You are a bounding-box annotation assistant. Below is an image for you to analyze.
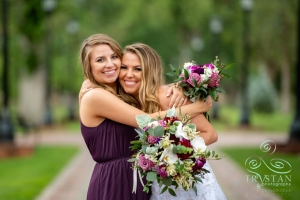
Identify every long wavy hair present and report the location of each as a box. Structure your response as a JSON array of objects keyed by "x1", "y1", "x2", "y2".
[
  {"x1": 123, "y1": 43, "x2": 165, "y2": 113},
  {"x1": 79, "y1": 34, "x2": 139, "y2": 107}
]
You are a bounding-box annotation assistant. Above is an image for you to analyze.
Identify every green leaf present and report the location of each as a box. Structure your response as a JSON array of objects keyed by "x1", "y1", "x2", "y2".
[
  {"x1": 135, "y1": 129, "x2": 144, "y2": 137},
  {"x1": 192, "y1": 185, "x2": 198, "y2": 195},
  {"x1": 127, "y1": 158, "x2": 136, "y2": 162},
  {"x1": 169, "y1": 64, "x2": 177, "y2": 71},
  {"x1": 148, "y1": 127, "x2": 154, "y2": 136},
  {"x1": 211, "y1": 150, "x2": 215, "y2": 156},
  {"x1": 146, "y1": 171, "x2": 157, "y2": 181},
  {"x1": 142, "y1": 145, "x2": 148, "y2": 153},
  {"x1": 169, "y1": 125, "x2": 177, "y2": 133},
  {"x1": 166, "y1": 72, "x2": 176, "y2": 77},
  {"x1": 153, "y1": 126, "x2": 164, "y2": 137},
  {"x1": 187, "y1": 123, "x2": 196, "y2": 130},
  {"x1": 224, "y1": 63, "x2": 235, "y2": 70},
  {"x1": 195, "y1": 176, "x2": 203, "y2": 183},
  {"x1": 184, "y1": 69, "x2": 189, "y2": 79},
  {"x1": 143, "y1": 186, "x2": 149, "y2": 193},
  {"x1": 206, "y1": 150, "x2": 211, "y2": 157},
  {"x1": 166, "y1": 107, "x2": 176, "y2": 117},
  {"x1": 172, "y1": 145, "x2": 178, "y2": 154},
  {"x1": 175, "y1": 162, "x2": 185, "y2": 172},
  {"x1": 168, "y1": 188, "x2": 177, "y2": 196},
  {"x1": 162, "y1": 177, "x2": 172, "y2": 186},
  {"x1": 130, "y1": 140, "x2": 140, "y2": 144},
  {"x1": 209, "y1": 90, "x2": 217, "y2": 101},
  {"x1": 158, "y1": 179, "x2": 163, "y2": 187},
  {"x1": 160, "y1": 185, "x2": 168, "y2": 194},
  {"x1": 221, "y1": 73, "x2": 231, "y2": 79},
  {"x1": 136, "y1": 115, "x2": 152, "y2": 129},
  {"x1": 215, "y1": 87, "x2": 226, "y2": 93}
]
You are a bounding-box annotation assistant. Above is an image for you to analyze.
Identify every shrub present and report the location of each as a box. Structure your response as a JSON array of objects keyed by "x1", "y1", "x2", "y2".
[{"x1": 248, "y1": 65, "x2": 278, "y2": 113}]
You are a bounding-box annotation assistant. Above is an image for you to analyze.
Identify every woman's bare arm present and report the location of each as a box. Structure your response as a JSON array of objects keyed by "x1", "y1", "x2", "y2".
[
  {"x1": 80, "y1": 88, "x2": 211, "y2": 128},
  {"x1": 158, "y1": 86, "x2": 217, "y2": 145},
  {"x1": 79, "y1": 80, "x2": 187, "y2": 108}
]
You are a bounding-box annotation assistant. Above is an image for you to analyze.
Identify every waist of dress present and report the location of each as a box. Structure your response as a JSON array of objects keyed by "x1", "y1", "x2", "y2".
[{"x1": 97, "y1": 155, "x2": 130, "y2": 164}]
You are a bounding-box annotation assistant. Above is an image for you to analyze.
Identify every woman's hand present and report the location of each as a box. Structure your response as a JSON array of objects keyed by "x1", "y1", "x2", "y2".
[
  {"x1": 196, "y1": 96, "x2": 213, "y2": 113},
  {"x1": 166, "y1": 84, "x2": 188, "y2": 108},
  {"x1": 79, "y1": 79, "x2": 96, "y2": 104}
]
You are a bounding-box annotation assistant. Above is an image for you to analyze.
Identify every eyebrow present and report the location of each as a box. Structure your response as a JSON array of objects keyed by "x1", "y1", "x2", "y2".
[
  {"x1": 94, "y1": 56, "x2": 104, "y2": 60},
  {"x1": 121, "y1": 64, "x2": 142, "y2": 68},
  {"x1": 94, "y1": 53, "x2": 117, "y2": 60}
]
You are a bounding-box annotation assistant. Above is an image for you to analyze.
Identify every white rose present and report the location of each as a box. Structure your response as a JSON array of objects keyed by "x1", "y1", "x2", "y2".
[
  {"x1": 183, "y1": 62, "x2": 194, "y2": 69},
  {"x1": 159, "y1": 145, "x2": 178, "y2": 164},
  {"x1": 174, "y1": 122, "x2": 188, "y2": 139},
  {"x1": 204, "y1": 68, "x2": 213, "y2": 77},
  {"x1": 200, "y1": 74, "x2": 209, "y2": 83},
  {"x1": 148, "y1": 121, "x2": 159, "y2": 128},
  {"x1": 212, "y1": 68, "x2": 219, "y2": 73},
  {"x1": 190, "y1": 136, "x2": 207, "y2": 153}
]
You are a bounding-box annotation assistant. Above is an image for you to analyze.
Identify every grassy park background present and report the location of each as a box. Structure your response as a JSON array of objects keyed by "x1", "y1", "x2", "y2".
[{"x1": 0, "y1": 0, "x2": 300, "y2": 200}]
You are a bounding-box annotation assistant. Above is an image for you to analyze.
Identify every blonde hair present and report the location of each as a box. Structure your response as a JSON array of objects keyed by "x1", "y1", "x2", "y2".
[
  {"x1": 79, "y1": 34, "x2": 139, "y2": 107},
  {"x1": 123, "y1": 43, "x2": 165, "y2": 113}
]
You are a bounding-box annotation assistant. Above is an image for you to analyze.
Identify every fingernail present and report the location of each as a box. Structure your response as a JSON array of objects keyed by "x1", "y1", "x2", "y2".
[{"x1": 166, "y1": 94, "x2": 169, "y2": 97}]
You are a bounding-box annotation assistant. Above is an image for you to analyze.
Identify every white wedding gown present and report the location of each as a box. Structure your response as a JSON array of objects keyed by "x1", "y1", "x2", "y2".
[{"x1": 150, "y1": 162, "x2": 227, "y2": 200}]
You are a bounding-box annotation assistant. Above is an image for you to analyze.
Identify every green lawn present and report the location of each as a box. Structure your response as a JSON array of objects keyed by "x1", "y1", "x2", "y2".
[
  {"x1": 0, "y1": 145, "x2": 79, "y2": 200},
  {"x1": 220, "y1": 147, "x2": 300, "y2": 200},
  {"x1": 209, "y1": 105, "x2": 293, "y2": 133}
]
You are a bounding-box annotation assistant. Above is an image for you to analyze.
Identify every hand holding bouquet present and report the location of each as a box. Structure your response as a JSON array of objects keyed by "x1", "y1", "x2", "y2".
[
  {"x1": 128, "y1": 108, "x2": 222, "y2": 196},
  {"x1": 169, "y1": 56, "x2": 232, "y2": 102}
]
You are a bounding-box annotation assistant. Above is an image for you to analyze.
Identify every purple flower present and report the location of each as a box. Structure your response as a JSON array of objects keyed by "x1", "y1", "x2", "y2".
[
  {"x1": 148, "y1": 135, "x2": 159, "y2": 144},
  {"x1": 138, "y1": 154, "x2": 154, "y2": 171},
  {"x1": 187, "y1": 73, "x2": 201, "y2": 87},
  {"x1": 204, "y1": 63, "x2": 215, "y2": 69},
  {"x1": 208, "y1": 72, "x2": 221, "y2": 87},
  {"x1": 192, "y1": 157, "x2": 206, "y2": 171},
  {"x1": 157, "y1": 120, "x2": 167, "y2": 128},
  {"x1": 157, "y1": 166, "x2": 167, "y2": 178},
  {"x1": 188, "y1": 65, "x2": 204, "y2": 74}
]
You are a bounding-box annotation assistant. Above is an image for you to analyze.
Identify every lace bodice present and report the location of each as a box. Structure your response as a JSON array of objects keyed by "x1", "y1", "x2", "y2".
[{"x1": 150, "y1": 162, "x2": 227, "y2": 200}]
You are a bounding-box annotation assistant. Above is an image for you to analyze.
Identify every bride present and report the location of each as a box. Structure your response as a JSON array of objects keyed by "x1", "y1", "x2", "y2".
[
  {"x1": 120, "y1": 43, "x2": 227, "y2": 200},
  {"x1": 150, "y1": 161, "x2": 226, "y2": 200}
]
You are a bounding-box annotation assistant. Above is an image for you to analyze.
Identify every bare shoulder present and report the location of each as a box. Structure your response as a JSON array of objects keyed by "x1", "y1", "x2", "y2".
[
  {"x1": 81, "y1": 88, "x2": 114, "y2": 104},
  {"x1": 80, "y1": 88, "x2": 120, "y2": 114}
]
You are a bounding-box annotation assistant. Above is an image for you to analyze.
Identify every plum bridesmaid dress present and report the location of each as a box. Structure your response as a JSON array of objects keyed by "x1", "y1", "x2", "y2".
[{"x1": 81, "y1": 118, "x2": 150, "y2": 200}]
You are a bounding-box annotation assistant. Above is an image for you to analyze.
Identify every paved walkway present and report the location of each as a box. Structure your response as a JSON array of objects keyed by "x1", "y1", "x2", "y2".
[{"x1": 16, "y1": 129, "x2": 288, "y2": 200}]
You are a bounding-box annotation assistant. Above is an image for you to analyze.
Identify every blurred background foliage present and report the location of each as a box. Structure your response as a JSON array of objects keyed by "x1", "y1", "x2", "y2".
[
  {"x1": 0, "y1": 1, "x2": 299, "y2": 199},
  {"x1": 0, "y1": 0, "x2": 298, "y2": 132}
]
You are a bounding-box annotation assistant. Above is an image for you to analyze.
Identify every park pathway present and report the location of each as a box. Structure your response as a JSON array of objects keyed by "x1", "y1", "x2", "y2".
[{"x1": 16, "y1": 129, "x2": 287, "y2": 200}]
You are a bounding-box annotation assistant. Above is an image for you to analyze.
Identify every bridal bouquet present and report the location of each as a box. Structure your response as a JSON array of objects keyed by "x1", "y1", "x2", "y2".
[
  {"x1": 128, "y1": 108, "x2": 222, "y2": 196},
  {"x1": 168, "y1": 56, "x2": 232, "y2": 102}
]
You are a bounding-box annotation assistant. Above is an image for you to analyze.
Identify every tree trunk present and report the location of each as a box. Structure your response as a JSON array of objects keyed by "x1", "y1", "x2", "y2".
[{"x1": 280, "y1": 59, "x2": 291, "y2": 114}]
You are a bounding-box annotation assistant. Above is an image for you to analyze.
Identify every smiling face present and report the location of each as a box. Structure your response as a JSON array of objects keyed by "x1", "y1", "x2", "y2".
[
  {"x1": 119, "y1": 52, "x2": 142, "y2": 98},
  {"x1": 89, "y1": 44, "x2": 121, "y2": 89}
]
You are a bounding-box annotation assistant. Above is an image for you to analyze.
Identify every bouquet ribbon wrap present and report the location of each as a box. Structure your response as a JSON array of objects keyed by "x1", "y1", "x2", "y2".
[{"x1": 132, "y1": 164, "x2": 145, "y2": 193}]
